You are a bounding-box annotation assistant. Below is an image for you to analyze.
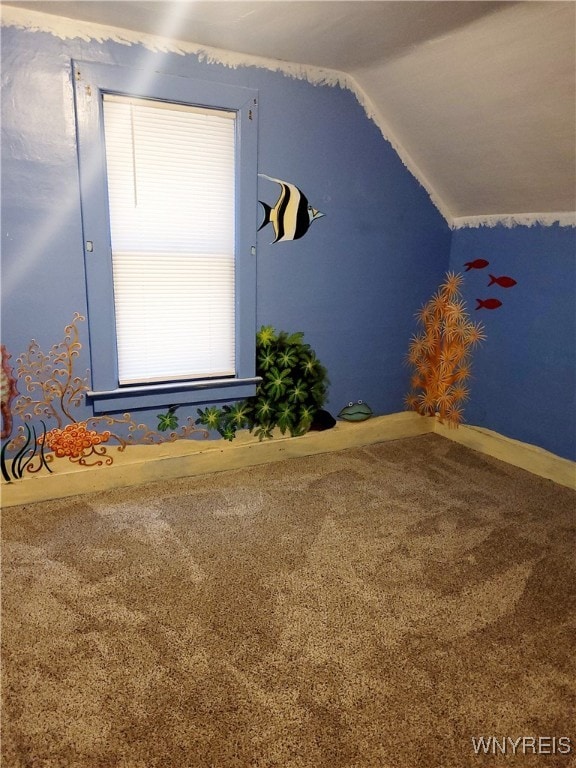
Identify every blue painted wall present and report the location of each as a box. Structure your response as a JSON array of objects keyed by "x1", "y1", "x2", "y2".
[
  {"x1": 2, "y1": 20, "x2": 574, "y2": 462},
  {"x1": 1, "y1": 22, "x2": 449, "y2": 441},
  {"x1": 450, "y1": 225, "x2": 576, "y2": 461}
]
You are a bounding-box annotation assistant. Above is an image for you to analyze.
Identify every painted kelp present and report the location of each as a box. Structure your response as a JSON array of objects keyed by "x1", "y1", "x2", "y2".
[
  {"x1": 0, "y1": 420, "x2": 52, "y2": 482},
  {"x1": 405, "y1": 272, "x2": 485, "y2": 428},
  {"x1": 1, "y1": 338, "x2": 52, "y2": 480},
  {"x1": 1, "y1": 315, "x2": 209, "y2": 481}
]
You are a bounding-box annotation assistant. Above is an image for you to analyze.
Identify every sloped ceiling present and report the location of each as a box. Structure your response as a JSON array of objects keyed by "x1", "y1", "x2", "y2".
[{"x1": 3, "y1": 1, "x2": 576, "y2": 225}]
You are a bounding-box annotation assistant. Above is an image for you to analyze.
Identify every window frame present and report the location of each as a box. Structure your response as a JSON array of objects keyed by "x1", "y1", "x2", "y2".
[{"x1": 72, "y1": 60, "x2": 259, "y2": 414}]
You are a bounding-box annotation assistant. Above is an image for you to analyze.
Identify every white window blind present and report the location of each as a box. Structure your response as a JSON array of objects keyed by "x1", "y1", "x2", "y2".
[{"x1": 102, "y1": 94, "x2": 236, "y2": 385}]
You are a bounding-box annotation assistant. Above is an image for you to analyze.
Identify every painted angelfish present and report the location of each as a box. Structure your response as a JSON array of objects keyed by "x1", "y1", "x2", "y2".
[{"x1": 258, "y1": 174, "x2": 325, "y2": 243}]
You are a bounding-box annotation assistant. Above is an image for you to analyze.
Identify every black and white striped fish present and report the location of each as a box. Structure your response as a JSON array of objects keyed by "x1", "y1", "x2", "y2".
[{"x1": 257, "y1": 174, "x2": 325, "y2": 243}]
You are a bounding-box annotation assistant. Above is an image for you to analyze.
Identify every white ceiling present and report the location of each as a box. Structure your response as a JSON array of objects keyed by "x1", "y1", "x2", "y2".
[{"x1": 4, "y1": 1, "x2": 576, "y2": 223}]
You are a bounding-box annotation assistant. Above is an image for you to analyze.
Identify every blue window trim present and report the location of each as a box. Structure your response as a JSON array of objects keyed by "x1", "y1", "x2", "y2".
[
  {"x1": 86, "y1": 377, "x2": 262, "y2": 414},
  {"x1": 72, "y1": 60, "x2": 259, "y2": 413}
]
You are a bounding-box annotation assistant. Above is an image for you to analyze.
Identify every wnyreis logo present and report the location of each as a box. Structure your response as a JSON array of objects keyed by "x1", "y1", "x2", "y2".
[{"x1": 471, "y1": 736, "x2": 572, "y2": 756}]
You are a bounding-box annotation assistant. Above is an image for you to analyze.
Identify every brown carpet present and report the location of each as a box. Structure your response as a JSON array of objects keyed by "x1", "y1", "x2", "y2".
[{"x1": 2, "y1": 434, "x2": 575, "y2": 768}]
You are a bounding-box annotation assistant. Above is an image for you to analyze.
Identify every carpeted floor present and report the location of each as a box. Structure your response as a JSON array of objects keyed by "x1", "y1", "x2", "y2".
[{"x1": 1, "y1": 434, "x2": 575, "y2": 768}]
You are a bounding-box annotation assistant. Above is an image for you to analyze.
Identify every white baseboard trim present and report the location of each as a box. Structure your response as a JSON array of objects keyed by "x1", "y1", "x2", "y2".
[{"x1": 1, "y1": 412, "x2": 573, "y2": 507}]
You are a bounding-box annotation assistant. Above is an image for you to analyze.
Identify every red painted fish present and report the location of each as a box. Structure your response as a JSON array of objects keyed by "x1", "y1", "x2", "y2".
[
  {"x1": 464, "y1": 259, "x2": 489, "y2": 271},
  {"x1": 488, "y1": 274, "x2": 517, "y2": 288},
  {"x1": 476, "y1": 298, "x2": 502, "y2": 310}
]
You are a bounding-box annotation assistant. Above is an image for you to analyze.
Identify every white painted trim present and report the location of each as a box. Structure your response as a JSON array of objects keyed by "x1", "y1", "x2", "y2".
[
  {"x1": 0, "y1": 7, "x2": 347, "y2": 87},
  {"x1": 2, "y1": 412, "x2": 574, "y2": 507},
  {"x1": 452, "y1": 212, "x2": 576, "y2": 230}
]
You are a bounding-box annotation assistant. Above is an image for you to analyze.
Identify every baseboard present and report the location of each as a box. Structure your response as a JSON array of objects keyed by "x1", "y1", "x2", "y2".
[
  {"x1": 434, "y1": 421, "x2": 576, "y2": 490},
  {"x1": 0, "y1": 412, "x2": 431, "y2": 507},
  {"x1": 2, "y1": 411, "x2": 573, "y2": 507}
]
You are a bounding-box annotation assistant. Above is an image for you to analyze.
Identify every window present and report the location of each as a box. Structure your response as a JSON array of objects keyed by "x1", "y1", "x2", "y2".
[
  {"x1": 73, "y1": 61, "x2": 258, "y2": 413},
  {"x1": 103, "y1": 95, "x2": 237, "y2": 385}
]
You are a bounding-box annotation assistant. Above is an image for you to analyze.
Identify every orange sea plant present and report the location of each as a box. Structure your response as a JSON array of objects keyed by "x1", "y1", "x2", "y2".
[
  {"x1": 2, "y1": 314, "x2": 209, "y2": 478},
  {"x1": 405, "y1": 271, "x2": 486, "y2": 427}
]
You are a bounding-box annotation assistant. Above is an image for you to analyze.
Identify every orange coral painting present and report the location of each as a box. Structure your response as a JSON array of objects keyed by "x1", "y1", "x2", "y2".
[
  {"x1": 405, "y1": 272, "x2": 486, "y2": 428},
  {"x1": 38, "y1": 422, "x2": 112, "y2": 465},
  {"x1": 1, "y1": 314, "x2": 208, "y2": 481}
]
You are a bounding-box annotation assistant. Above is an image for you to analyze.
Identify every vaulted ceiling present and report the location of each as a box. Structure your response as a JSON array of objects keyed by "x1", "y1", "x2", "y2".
[{"x1": 4, "y1": 1, "x2": 576, "y2": 224}]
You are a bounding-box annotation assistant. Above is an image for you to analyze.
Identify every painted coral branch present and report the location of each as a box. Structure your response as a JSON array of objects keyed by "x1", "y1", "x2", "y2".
[
  {"x1": 8, "y1": 315, "x2": 210, "y2": 474},
  {"x1": 405, "y1": 272, "x2": 485, "y2": 428},
  {"x1": 14, "y1": 313, "x2": 88, "y2": 427}
]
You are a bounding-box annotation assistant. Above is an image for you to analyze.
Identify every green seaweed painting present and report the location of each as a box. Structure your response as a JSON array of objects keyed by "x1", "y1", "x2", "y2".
[
  {"x1": 157, "y1": 406, "x2": 179, "y2": 432},
  {"x1": 196, "y1": 326, "x2": 329, "y2": 441}
]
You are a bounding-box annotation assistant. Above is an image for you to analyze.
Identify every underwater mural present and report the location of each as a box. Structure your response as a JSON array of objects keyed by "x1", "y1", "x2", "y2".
[
  {"x1": 0, "y1": 317, "x2": 332, "y2": 483},
  {"x1": 405, "y1": 272, "x2": 486, "y2": 428},
  {"x1": 257, "y1": 174, "x2": 325, "y2": 243},
  {"x1": 463, "y1": 259, "x2": 517, "y2": 311},
  {"x1": 405, "y1": 259, "x2": 519, "y2": 427},
  {"x1": 196, "y1": 325, "x2": 330, "y2": 441},
  {"x1": 0, "y1": 315, "x2": 209, "y2": 482}
]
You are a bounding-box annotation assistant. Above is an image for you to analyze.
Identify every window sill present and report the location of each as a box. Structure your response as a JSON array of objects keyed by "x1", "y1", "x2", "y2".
[{"x1": 87, "y1": 377, "x2": 262, "y2": 414}]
